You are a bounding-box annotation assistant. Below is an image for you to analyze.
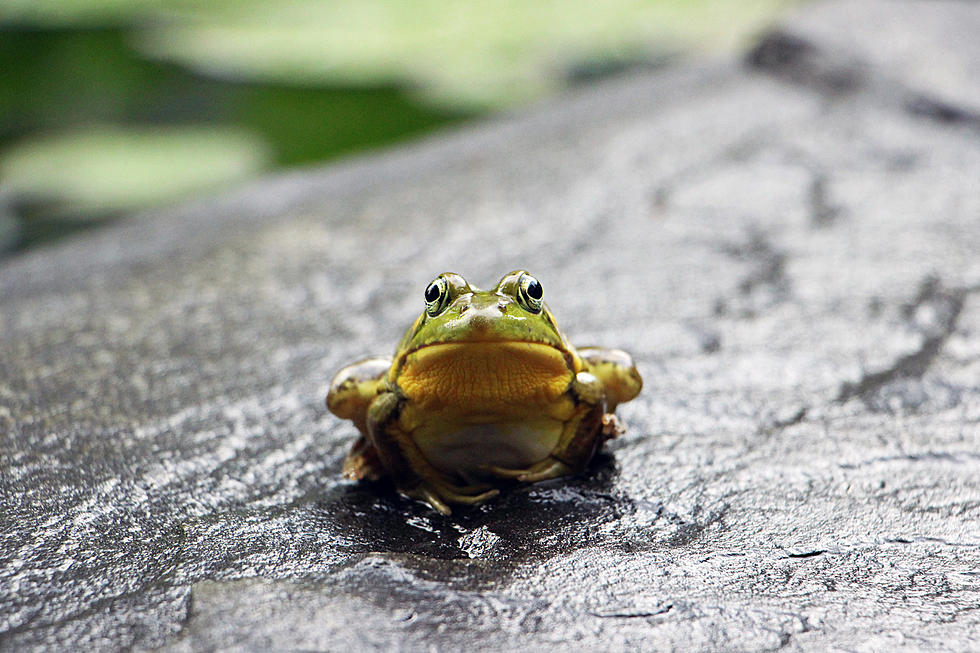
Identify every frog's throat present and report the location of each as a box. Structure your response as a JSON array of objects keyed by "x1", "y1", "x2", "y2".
[{"x1": 394, "y1": 341, "x2": 576, "y2": 409}]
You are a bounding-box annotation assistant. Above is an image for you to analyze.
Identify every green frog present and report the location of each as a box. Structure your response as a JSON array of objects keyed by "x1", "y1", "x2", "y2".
[{"x1": 327, "y1": 270, "x2": 642, "y2": 514}]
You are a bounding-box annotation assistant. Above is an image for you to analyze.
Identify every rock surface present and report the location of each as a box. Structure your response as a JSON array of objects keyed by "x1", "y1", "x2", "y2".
[{"x1": 2, "y1": 1, "x2": 979, "y2": 651}]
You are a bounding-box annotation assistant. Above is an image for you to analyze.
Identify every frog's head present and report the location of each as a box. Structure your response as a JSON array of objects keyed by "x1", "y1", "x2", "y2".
[
  {"x1": 388, "y1": 271, "x2": 582, "y2": 396},
  {"x1": 395, "y1": 271, "x2": 572, "y2": 357}
]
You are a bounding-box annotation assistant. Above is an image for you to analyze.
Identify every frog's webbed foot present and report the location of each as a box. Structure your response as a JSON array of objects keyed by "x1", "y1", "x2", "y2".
[
  {"x1": 342, "y1": 435, "x2": 385, "y2": 482},
  {"x1": 481, "y1": 457, "x2": 574, "y2": 483},
  {"x1": 403, "y1": 478, "x2": 500, "y2": 515}
]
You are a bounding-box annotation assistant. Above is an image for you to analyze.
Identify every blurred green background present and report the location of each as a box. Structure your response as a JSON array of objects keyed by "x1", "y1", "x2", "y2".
[{"x1": 0, "y1": 0, "x2": 794, "y2": 256}]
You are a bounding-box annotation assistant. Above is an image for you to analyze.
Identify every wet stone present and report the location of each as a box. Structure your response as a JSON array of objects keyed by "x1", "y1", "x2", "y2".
[{"x1": 2, "y1": 1, "x2": 980, "y2": 651}]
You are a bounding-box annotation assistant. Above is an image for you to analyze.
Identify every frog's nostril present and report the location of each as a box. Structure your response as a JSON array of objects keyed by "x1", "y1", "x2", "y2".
[
  {"x1": 497, "y1": 301, "x2": 507, "y2": 313},
  {"x1": 459, "y1": 304, "x2": 469, "y2": 314}
]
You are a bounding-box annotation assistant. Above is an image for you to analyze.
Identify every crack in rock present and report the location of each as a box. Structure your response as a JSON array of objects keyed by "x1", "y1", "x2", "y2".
[
  {"x1": 840, "y1": 451, "x2": 980, "y2": 470},
  {"x1": 762, "y1": 405, "x2": 809, "y2": 433},
  {"x1": 807, "y1": 173, "x2": 842, "y2": 227},
  {"x1": 749, "y1": 20, "x2": 980, "y2": 133},
  {"x1": 905, "y1": 94, "x2": 980, "y2": 130},
  {"x1": 589, "y1": 604, "x2": 673, "y2": 619},
  {"x1": 666, "y1": 503, "x2": 730, "y2": 547},
  {"x1": 837, "y1": 277, "x2": 966, "y2": 404},
  {"x1": 746, "y1": 30, "x2": 863, "y2": 95},
  {"x1": 782, "y1": 550, "x2": 826, "y2": 559},
  {"x1": 715, "y1": 230, "x2": 791, "y2": 318}
]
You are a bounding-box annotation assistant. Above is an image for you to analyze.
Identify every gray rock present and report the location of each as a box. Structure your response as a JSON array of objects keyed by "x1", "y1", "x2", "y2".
[
  {"x1": 749, "y1": 0, "x2": 980, "y2": 120},
  {"x1": 2, "y1": 1, "x2": 979, "y2": 651}
]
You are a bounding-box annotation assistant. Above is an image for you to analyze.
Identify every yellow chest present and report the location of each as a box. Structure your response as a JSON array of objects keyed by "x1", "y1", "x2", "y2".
[
  {"x1": 392, "y1": 341, "x2": 578, "y2": 479},
  {"x1": 394, "y1": 341, "x2": 574, "y2": 412}
]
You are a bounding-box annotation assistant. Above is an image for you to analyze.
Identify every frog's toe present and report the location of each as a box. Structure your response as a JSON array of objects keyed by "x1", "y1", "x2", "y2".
[
  {"x1": 445, "y1": 487, "x2": 500, "y2": 505},
  {"x1": 482, "y1": 458, "x2": 573, "y2": 483},
  {"x1": 601, "y1": 413, "x2": 624, "y2": 439},
  {"x1": 342, "y1": 435, "x2": 385, "y2": 481},
  {"x1": 404, "y1": 480, "x2": 499, "y2": 514},
  {"x1": 405, "y1": 484, "x2": 453, "y2": 515},
  {"x1": 479, "y1": 464, "x2": 527, "y2": 479},
  {"x1": 516, "y1": 458, "x2": 573, "y2": 483},
  {"x1": 429, "y1": 477, "x2": 500, "y2": 504}
]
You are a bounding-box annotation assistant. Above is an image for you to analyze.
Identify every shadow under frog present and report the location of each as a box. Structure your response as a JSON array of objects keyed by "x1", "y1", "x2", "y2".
[{"x1": 311, "y1": 450, "x2": 631, "y2": 579}]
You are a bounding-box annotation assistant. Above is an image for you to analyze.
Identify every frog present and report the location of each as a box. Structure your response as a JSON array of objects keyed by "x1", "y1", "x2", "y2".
[{"x1": 326, "y1": 270, "x2": 642, "y2": 514}]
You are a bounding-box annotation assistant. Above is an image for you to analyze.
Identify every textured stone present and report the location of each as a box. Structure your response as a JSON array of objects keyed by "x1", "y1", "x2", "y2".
[
  {"x1": 2, "y1": 1, "x2": 980, "y2": 651},
  {"x1": 749, "y1": 0, "x2": 980, "y2": 120}
]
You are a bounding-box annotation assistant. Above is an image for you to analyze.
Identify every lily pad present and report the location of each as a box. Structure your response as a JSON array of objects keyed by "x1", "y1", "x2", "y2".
[
  {"x1": 0, "y1": 125, "x2": 270, "y2": 219},
  {"x1": 134, "y1": 0, "x2": 794, "y2": 109}
]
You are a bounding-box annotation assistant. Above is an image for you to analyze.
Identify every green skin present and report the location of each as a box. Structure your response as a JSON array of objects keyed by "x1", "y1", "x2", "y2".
[{"x1": 327, "y1": 270, "x2": 642, "y2": 514}]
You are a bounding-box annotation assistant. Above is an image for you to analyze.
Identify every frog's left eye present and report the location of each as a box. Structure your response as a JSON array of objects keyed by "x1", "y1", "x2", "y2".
[
  {"x1": 517, "y1": 273, "x2": 543, "y2": 313},
  {"x1": 424, "y1": 277, "x2": 450, "y2": 316}
]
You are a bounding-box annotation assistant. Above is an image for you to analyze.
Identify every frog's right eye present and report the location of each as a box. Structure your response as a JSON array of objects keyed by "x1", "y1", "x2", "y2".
[
  {"x1": 424, "y1": 277, "x2": 449, "y2": 316},
  {"x1": 516, "y1": 273, "x2": 543, "y2": 314}
]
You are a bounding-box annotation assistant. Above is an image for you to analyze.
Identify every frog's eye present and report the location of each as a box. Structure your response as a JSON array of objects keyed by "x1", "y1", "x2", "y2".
[
  {"x1": 517, "y1": 273, "x2": 543, "y2": 313},
  {"x1": 424, "y1": 277, "x2": 450, "y2": 316}
]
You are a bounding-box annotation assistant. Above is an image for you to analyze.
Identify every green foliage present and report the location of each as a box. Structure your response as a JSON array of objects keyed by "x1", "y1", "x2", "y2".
[
  {"x1": 0, "y1": 0, "x2": 794, "y2": 252},
  {"x1": 1, "y1": 126, "x2": 269, "y2": 215}
]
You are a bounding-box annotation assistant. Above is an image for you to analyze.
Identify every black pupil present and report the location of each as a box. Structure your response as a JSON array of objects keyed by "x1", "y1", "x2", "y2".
[
  {"x1": 525, "y1": 278, "x2": 542, "y2": 300},
  {"x1": 425, "y1": 282, "x2": 441, "y2": 303}
]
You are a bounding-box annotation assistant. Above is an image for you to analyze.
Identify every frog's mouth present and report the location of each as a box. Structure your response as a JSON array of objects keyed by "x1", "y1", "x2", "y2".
[{"x1": 396, "y1": 341, "x2": 574, "y2": 408}]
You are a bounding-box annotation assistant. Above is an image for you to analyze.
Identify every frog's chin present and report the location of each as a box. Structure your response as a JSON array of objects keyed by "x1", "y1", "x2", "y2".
[{"x1": 396, "y1": 341, "x2": 574, "y2": 409}]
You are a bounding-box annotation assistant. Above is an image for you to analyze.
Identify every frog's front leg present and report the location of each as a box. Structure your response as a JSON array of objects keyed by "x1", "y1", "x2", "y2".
[
  {"x1": 484, "y1": 371, "x2": 607, "y2": 483},
  {"x1": 327, "y1": 357, "x2": 391, "y2": 434},
  {"x1": 577, "y1": 346, "x2": 642, "y2": 411},
  {"x1": 367, "y1": 390, "x2": 498, "y2": 515},
  {"x1": 326, "y1": 357, "x2": 391, "y2": 481}
]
